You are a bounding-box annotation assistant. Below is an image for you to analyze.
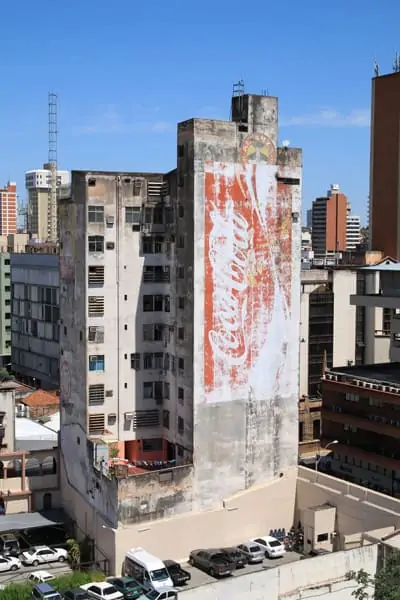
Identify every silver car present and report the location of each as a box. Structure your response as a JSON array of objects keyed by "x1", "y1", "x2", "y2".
[{"x1": 237, "y1": 542, "x2": 264, "y2": 564}]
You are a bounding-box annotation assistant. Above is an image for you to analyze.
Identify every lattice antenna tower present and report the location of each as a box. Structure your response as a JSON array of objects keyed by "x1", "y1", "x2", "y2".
[
  {"x1": 393, "y1": 52, "x2": 400, "y2": 73},
  {"x1": 48, "y1": 93, "x2": 58, "y2": 242}
]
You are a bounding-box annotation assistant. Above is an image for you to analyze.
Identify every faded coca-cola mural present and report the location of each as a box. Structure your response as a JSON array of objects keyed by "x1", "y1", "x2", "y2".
[{"x1": 204, "y1": 133, "x2": 295, "y2": 403}]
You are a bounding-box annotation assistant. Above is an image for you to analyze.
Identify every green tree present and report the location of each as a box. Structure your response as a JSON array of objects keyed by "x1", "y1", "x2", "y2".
[
  {"x1": 347, "y1": 549, "x2": 400, "y2": 600},
  {"x1": 66, "y1": 537, "x2": 81, "y2": 566}
]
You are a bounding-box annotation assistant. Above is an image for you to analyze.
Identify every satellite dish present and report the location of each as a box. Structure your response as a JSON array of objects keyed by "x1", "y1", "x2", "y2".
[{"x1": 282, "y1": 140, "x2": 290, "y2": 148}]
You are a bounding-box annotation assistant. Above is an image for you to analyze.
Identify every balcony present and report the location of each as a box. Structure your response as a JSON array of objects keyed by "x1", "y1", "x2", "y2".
[
  {"x1": 141, "y1": 223, "x2": 166, "y2": 235},
  {"x1": 323, "y1": 408, "x2": 400, "y2": 440}
]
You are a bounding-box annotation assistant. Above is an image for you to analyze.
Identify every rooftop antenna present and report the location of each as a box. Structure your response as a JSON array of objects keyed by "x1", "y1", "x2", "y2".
[
  {"x1": 373, "y1": 58, "x2": 379, "y2": 77},
  {"x1": 393, "y1": 52, "x2": 400, "y2": 73},
  {"x1": 48, "y1": 92, "x2": 58, "y2": 242},
  {"x1": 230, "y1": 79, "x2": 245, "y2": 122}
]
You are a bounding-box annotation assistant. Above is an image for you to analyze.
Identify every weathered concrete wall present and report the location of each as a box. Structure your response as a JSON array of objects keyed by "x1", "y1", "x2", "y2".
[
  {"x1": 115, "y1": 468, "x2": 296, "y2": 574},
  {"x1": 117, "y1": 465, "x2": 193, "y2": 523},
  {"x1": 179, "y1": 544, "x2": 377, "y2": 600},
  {"x1": 296, "y1": 466, "x2": 400, "y2": 536},
  {"x1": 177, "y1": 95, "x2": 302, "y2": 509}
]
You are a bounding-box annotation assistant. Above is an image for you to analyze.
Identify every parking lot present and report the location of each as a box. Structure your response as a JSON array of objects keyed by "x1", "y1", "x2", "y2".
[
  {"x1": 0, "y1": 560, "x2": 72, "y2": 586},
  {"x1": 178, "y1": 551, "x2": 301, "y2": 591}
]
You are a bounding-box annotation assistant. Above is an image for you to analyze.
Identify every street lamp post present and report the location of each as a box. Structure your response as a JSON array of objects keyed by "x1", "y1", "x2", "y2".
[{"x1": 316, "y1": 440, "x2": 338, "y2": 472}]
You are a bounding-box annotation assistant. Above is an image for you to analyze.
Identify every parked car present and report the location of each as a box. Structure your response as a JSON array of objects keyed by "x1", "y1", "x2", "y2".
[
  {"x1": 0, "y1": 555, "x2": 21, "y2": 572},
  {"x1": 189, "y1": 549, "x2": 234, "y2": 577},
  {"x1": 22, "y1": 545, "x2": 68, "y2": 566},
  {"x1": 108, "y1": 577, "x2": 146, "y2": 599},
  {"x1": 31, "y1": 582, "x2": 62, "y2": 600},
  {"x1": 163, "y1": 560, "x2": 191, "y2": 586},
  {"x1": 63, "y1": 589, "x2": 91, "y2": 600},
  {"x1": 28, "y1": 571, "x2": 56, "y2": 584},
  {"x1": 237, "y1": 542, "x2": 265, "y2": 564},
  {"x1": 80, "y1": 582, "x2": 124, "y2": 600},
  {"x1": 0, "y1": 533, "x2": 20, "y2": 557},
  {"x1": 219, "y1": 547, "x2": 247, "y2": 569},
  {"x1": 251, "y1": 536, "x2": 286, "y2": 559},
  {"x1": 145, "y1": 590, "x2": 178, "y2": 600}
]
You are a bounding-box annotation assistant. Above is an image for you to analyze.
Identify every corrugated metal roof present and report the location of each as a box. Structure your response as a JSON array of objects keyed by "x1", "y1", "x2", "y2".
[
  {"x1": 0, "y1": 510, "x2": 66, "y2": 533},
  {"x1": 15, "y1": 418, "x2": 58, "y2": 441}
]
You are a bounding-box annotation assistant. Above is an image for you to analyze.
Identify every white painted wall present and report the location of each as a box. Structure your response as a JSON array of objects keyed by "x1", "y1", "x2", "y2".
[
  {"x1": 332, "y1": 270, "x2": 357, "y2": 367},
  {"x1": 180, "y1": 544, "x2": 377, "y2": 600}
]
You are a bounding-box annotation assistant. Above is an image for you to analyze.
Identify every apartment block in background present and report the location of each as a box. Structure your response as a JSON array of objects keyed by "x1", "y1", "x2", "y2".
[
  {"x1": 0, "y1": 182, "x2": 17, "y2": 235},
  {"x1": 322, "y1": 364, "x2": 400, "y2": 496},
  {"x1": 11, "y1": 251, "x2": 60, "y2": 389},
  {"x1": 25, "y1": 166, "x2": 70, "y2": 241},
  {"x1": 346, "y1": 212, "x2": 361, "y2": 251},
  {"x1": 311, "y1": 184, "x2": 348, "y2": 257},
  {"x1": 0, "y1": 254, "x2": 12, "y2": 368},
  {"x1": 370, "y1": 70, "x2": 400, "y2": 258},
  {"x1": 298, "y1": 264, "x2": 391, "y2": 464},
  {"x1": 58, "y1": 92, "x2": 302, "y2": 568},
  {"x1": 318, "y1": 259, "x2": 400, "y2": 494}
]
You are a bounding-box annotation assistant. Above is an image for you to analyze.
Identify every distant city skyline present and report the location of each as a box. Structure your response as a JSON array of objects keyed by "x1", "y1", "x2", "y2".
[{"x1": 3, "y1": 1, "x2": 400, "y2": 223}]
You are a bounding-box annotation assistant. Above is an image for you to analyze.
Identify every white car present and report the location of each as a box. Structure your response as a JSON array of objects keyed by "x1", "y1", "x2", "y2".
[
  {"x1": 80, "y1": 582, "x2": 124, "y2": 600},
  {"x1": 22, "y1": 545, "x2": 68, "y2": 566},
  {"x1": 0, "y1": 555, "x2": 21, "y2": 572},
  {"x1": 28, "y1": 570, "x2": 55, "y2": 583},
  {"x1": 251, "y1": 536, "x2": 286, "y2": 558}
]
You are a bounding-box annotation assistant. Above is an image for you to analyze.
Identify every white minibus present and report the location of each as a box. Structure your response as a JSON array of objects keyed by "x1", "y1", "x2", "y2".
[{"x1": 124, "y1": 547, "x2": 173, "y2": 591}]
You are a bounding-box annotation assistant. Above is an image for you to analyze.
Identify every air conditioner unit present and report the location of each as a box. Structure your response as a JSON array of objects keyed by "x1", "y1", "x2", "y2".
[
  {"x1": 124, "y1": 412, "x2": 134, "y2": 420},
  {"x1": 16, "y1": 404, "x2": 29, "y2": 418}
]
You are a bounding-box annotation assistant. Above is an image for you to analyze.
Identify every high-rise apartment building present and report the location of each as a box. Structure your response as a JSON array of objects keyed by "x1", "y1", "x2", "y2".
[
  {"x1": 346, "y1": 211, "x2": 361, "y2": 251},
  {"x1": 369, "y1": 71, "x2": 400, "y2": 258},
  {"x1": 311, "y1": 184, "x2": 348, "y2": 257},
  {"x1": 25, "y1": 166, "x2": 70, "y2": 240},
  {"x1": 59, "y1": 93, "x2": 302, "y2": 565},
  {"x1": 0, "y1": 182, "x2": 17, "y2": 235}
]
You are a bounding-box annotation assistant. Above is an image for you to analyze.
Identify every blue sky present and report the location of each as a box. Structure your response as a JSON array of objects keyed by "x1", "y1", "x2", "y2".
[{"x1": 0, "y1": 1, "x2": 398, "y2": 223}]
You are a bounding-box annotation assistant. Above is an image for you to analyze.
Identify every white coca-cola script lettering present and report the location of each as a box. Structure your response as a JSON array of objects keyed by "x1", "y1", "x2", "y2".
[{"x1": 208, "y1": 199, "x2": 252, "y2": 365}]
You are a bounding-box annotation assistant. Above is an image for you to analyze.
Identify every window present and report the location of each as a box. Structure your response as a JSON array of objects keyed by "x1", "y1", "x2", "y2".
[
  {"x1": 383, "y1": 308, "x2": 392, "y2": 334},
  {"x1": 143, "y1": 265, "x2": 170, "y2": 283},
  {"x1": 178, "y1": 204, "x2": 184, "y2": 217},
  {"x1": 88, "y1": 206, "x2": 104, "y2": 223},
  {"x1": 143, "y1": 323, "x2": 165, "y2": 342},
  {"x1": 178, "y1": 297, "x2": 185, "y2": 310},
  {"x1": 88, "y1": 266, "x2": 104, "y2": 287},
  {"x1": 316, "y1": 533, "x2": 329, "y2": 543},
  {"x1": 143, "y1": 237, "x2": 163, "y2": 254},
  {"x1": 88, "y1": 325, "x2": 104, "y2": 343},
  {"x1": 178, "y1": 387, "x2": 184, "y2": 404},
  {"x1": 142, "y1": 438, "x2": 163, "y2": 452},
  {"x1": 143, "y1": 382, "x2": 153, "y2": 399},
  {"x1": 88, "y1": 414, "x2": 105, "y2": 435},
  {"x1": 163, "y1": 410, "x2": 170, "y2": 429},
  {"x1": 89, "y1": 355, "x2": 105, "y2": 372},
  {"x1": 178, "y1": 327, "x2": 184, "y2": 340},
  {"x1": 299, "y1": 422, "x2": 304, "y2": 442},
  {"x1": 125, "y1": 207, "x2": 141, "y2": 224},
  {"x1": 89, "y1": 384, "x2": 105, "y2": 406},
  {"x1": 88, "y1": 296, "x2": 104, "y2": 317},
  {"x1": 178, "y1": 236, "x2": 185, "y2": 249},
  {"x1": 143, "y1": 295, "x2": 166, "y2": 312},
  {"x1": 131, "y1": 353, "x2": 140, "y2": 370},
  {"x1": 178, "y1": 357, "x2": 184, "y2": 373},
  {"x1": 177, "y1": 266, "x2": 184, "y2": 279},
  {"x1": 165, "y1": 295, "x2": 170, "y2": 312},
  {"x1": 88, "y1": 235, "x2": 104, "y2": 253},
  {"x1": 144, "y1": 353, "x2": 153, "y2": 369},
  {"x1": 345, "y1": 393, "x2": 359, "y2": 403},
  {"x1": 178, "y1": 416, "x2": 184, "y2": 435},
  {"x1": 312, "y1": 419, "x2": 320, "y2": 440},
  {"x1": 108, "y1": 414, "x2": 117, "y2": 426}
]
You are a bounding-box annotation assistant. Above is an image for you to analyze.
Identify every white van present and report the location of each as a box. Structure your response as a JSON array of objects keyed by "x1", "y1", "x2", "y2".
[{"x1": 124, "y1": 547, "x2": 173, "y2": 591}]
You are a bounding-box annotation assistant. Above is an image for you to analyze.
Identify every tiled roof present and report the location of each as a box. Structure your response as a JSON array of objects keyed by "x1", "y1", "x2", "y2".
[{"x1": 22, "y1": 390, "x2": 60, "y2": 408}]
